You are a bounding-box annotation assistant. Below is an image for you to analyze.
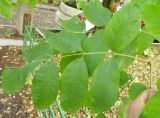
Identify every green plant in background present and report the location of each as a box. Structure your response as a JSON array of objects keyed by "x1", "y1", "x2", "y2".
[
  {"x1": 1, "y1": 0, "x2": 160, "y2": 117},
  {"x1": 0, "y1": 0, "x2": 47, "y2": 19},
  {"x1": 0, "y1": 0, "x2": 14, "y2": 19}
]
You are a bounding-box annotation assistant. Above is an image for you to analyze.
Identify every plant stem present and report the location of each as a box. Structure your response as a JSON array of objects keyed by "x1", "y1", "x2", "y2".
[
  {"x1": 149, "y1": 62, "x2": 153, "y2": 88},
  {"x1": 113, "y1": 52, "x2": 148, "y2": 62},
  {"x1": 62, "y1": 51, "x2": 149, "y2": 63}
]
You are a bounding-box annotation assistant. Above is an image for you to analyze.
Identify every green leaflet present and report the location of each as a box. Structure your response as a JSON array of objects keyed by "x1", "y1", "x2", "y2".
[
  {"x1": 60, "y1": 58, "x2": 88, "y2": 114},
  {"x1": 23, "y1": 61, "x2": 40, "y2": 75},
  {"x1": 32, "y1": 62, "x2": 59, "y2": 110},
  {"x1": 141, "y1": 4, "x2": 160, "y2": 40},
  {"x1": 129, "y1": 83, "x2": 147, "y2": 100},
  {"x1": 60, "y1": 54, "x2": 82, "y2": 72},
  {"x1": 61, "y1": 16, "x2": 86, "y2": 32},
  {"x1": 82, "y1": 30, "x2": 108, "y2": 76},
  {"x1": 17, "y1": 0, "x2": 36, "y2": 6},
  {"x1": 118, "y1": 98, "x2": 130, "y2": 118},
  {"x1": 136, "y1": 31, "x2": 154, "y2": 54},
  {"x1": 0, "y1": 0, "x2": 13, "y2": 19},
  {"x1": 2, "y1": 61, "x2": 39, "y2": 94},
  {"x1": 46, "y1": 30, "x2": 84, "y2": 53},
  {"x1": 24, "y1": 42, "x2": 53, "y2": 62},
  {"x1": 79, "y1": 0, "x2": 111, "y2": 26},
  {"x1": 157, "y1": 0, "x2": 160, "y2": 5},
  {"x1": 131, "y1": 0, "x2": 157, "y2": 6},
  {"x1": 29, "y1": 0, "x2": 38, "y2": 7},
  {"x1": 113, "y1": 39, "x2": 137, "y2": 70},
  {"x1": 119, "y1": 71, "x2": 131, "y2": 87},
  {"x1": 140, "y1": 92, "x2": 160, "y2": 118},
  {"x1": 96, "y1": 113, "x2": 106, "y2": 118},
  {"x1": 2, "y1": 67, "x2": 26, "y2": 94},
  {"x1": 40, "y1": 0, "x2": 48, "y2": 3},
  {"x1": 104, "y1": 4, "x2": 140, "y2": 51},
  {"x1": 90, "y1": 59, "x2": 120, "y2": 113},
  {"x1": 156, "y1": 78, "x2": 160, "y2": 90}
]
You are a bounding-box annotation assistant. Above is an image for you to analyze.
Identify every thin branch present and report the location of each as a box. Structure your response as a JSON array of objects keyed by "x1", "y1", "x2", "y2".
[
  {"x1": 113, "y1": 52, "x2": 149, "y2": 63},
  {"x1": 149, "y1": 62, "x2": 153, "y2": 88},
  {"x1": 62, "y1": 51, "x2": 149, "y2": 63}
]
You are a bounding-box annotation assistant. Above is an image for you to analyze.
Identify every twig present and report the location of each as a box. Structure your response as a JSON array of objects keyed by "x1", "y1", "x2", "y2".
[{"x1": 114, "y1": 52, "x2": 149, "y2": 63}]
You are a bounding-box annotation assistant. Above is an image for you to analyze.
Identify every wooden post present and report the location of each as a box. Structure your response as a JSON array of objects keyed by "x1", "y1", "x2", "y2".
[{"x1": 16, "y1": 4, "x2": 33, "y2": 35}]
